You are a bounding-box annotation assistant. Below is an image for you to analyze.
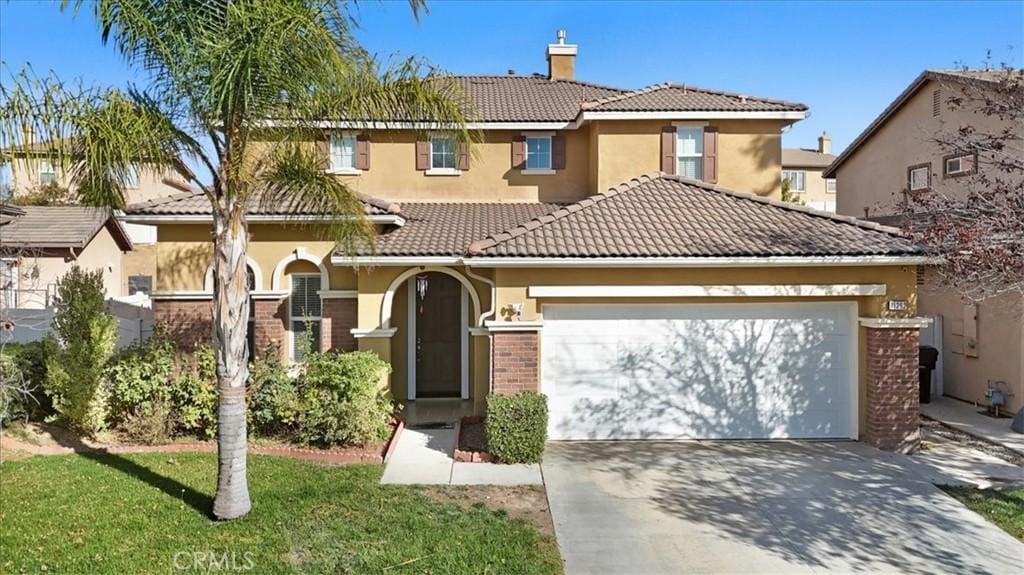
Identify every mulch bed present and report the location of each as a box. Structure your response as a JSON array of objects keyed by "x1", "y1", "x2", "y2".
[
  {"x1": 453, "y1": 416, "x2": 494, "y2": 463},
  {"x1": 0, "y1": 421, "x2": 404, "y2": 466}
]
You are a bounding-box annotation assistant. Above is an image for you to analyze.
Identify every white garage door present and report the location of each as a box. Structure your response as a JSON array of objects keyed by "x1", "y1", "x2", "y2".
[{"x1": 542, "y1": 302, "x2": 857, "y2": 440}]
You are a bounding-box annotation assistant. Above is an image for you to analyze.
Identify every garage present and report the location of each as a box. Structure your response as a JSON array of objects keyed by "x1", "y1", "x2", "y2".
[{"x1": 542, "y1": 302, "x2": 857, "y2": 440}]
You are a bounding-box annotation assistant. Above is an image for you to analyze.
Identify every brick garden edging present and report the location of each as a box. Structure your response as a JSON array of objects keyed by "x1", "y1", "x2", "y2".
[
  {"x1": 0, "y1": 422, "x2": 404, "y2": 466},
  {"x1": 452, "y1": 416, "x2": 494, "y2": 463}
]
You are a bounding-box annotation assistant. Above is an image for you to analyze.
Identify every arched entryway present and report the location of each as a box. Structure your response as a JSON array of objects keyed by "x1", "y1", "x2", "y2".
[{"x1": 404, "y1": 271, "x2": 470, "y2": 401}]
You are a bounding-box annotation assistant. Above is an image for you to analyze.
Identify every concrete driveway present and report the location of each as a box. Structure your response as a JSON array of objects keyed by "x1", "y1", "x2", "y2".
[{"x1": 543, "y1": 441, "x2": 1023, "y2": 575}]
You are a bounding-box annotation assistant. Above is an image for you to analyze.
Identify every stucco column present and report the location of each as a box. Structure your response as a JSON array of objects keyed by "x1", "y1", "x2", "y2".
[{"x1": 860, "y1": 317, "x2": 930, "y2": 452}]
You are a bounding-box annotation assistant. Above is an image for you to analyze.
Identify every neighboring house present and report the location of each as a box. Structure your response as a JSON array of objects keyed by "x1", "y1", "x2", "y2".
[
  {"x1": 825, "y1": 69, "x2": 1023, "y2": 414},
  {"x1": 0, "y1": 205, "x2": 133, "y2": 309},
  {"x1": 781, "y1": 132, "x2": 837, "y2": 212},
  {"x1": 122, "y1": 32, "x2": 930, "y2": 450}
]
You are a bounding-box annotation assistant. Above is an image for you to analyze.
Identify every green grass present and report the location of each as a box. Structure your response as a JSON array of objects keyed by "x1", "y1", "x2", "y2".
[
  {"x1": 0, "y1": 453, "x2": 562, "y2": 574},
  {"x1": 943, "y1": 487, "x2": 1024, "y2": 540}
]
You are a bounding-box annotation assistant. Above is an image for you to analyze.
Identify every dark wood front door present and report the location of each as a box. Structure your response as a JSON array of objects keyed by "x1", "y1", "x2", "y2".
[{"x1": 415, "y1": 272, "x2": 462, "y2": 397}]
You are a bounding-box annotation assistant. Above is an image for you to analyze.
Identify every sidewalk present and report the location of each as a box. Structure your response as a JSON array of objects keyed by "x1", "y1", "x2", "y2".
[
  {"x1": 921, "y1": 396, "x2": 1024, "y2": 455},
  {"x1": 380, "y1": 426, "x2": 542, "y2": 486}
]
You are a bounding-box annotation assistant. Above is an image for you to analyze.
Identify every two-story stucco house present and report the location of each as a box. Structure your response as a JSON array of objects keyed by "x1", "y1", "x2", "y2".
[
  {"x1": 825, "y1": 69, "x2": 1023, "y2": 416},
  {"x1": 122, "y1": 33, "x2": 930, "y2": 450},
  {"x1": 782, "y1": 132, "x2": 837, "y2": 212}
]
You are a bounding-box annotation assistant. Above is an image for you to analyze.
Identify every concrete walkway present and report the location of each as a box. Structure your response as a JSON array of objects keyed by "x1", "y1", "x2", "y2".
[
  {"x1": 922, "y1": 396, "x2": 1024, "y2": 454},
  {"x1": 379, "y1": 426, "x2": 542, "y2": 486}
]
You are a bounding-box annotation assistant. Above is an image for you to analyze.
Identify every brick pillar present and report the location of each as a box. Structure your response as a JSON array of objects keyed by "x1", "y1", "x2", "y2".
[
  {"x1": 321, "y1": 298, "x2": 358, "y2": 352},
  {"x1": 153, "y1": 299, "x2": 212, "y2": 350},
  {"x1": 491, "y1": 330, "x2": 539, "y2": 395},
  {"x1": 864, "y1": 326, "x2": 920, "y2": 451},
  {"x1": 253, "y1": 298, "x2": 286, "y2": 361}
]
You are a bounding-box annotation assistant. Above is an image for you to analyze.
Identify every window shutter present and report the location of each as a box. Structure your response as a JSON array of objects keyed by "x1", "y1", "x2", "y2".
[
  {"x1": 355, "y1": 134, "x2": 370, "y2": 170},
  {"x1": 660, "y1": 126, "x2": 677, "y2": 174},
  {"x1": 702, "y1": 127, "x2": 718, "y2": 184},
  {"x1": 457, "y1": 143, "x2": 470, "y2": 171},
  {"x1": 415, "y1": 139, "x2": 430, "y2": 170},
  {"x1": 552, "y1": 135, "x2": 567, "y2": 170},
  {"x1": 511, "y1": 136, "x2": 526, "y2": 169}
]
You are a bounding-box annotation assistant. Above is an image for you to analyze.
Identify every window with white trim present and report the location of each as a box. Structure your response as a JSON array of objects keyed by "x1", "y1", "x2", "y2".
[
  {"x1": 122, "y1": 163, "x2": 140, "y2": 188},
  {"x1": 329, "y1": 133, "x2": 356, "y2": 171},
  {"x1": 0, "y1": 259, "x2": 16, "y2": 309},
  {"x1": 782, "y1": 170, "x2": 806, "y2": 192},
  {"x1": 944, "y1": 154, "x2": 974, "y2": 177},
  {"x1": 430, "y1": 136, "x2": 456, "y2": 170},
  {"x1": 908, "y1": 166, "x2": 930, "y2": 191},
  {"x1": 525, "y1": 136, "x2": 552, "y2": 170},
  {"x1": 38, "y1": 159, "x2": 56, "y2": 185},
  {"x1": 826, "y1": 178, "x2": 837, "y2": 194},
  {"x1": 676, "y1": 127, "x2": 703, "y2": 180},
  {"x1": 289, "y1": 273, "x2": 322, "y2": 362}
]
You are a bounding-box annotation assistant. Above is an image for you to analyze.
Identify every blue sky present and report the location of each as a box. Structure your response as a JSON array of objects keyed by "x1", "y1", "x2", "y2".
[{"x1": 1, "y1": 0, "x2": 1022, "y2": 154}]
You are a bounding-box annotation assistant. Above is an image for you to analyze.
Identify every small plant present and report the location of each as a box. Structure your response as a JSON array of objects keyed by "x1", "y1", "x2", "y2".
[
  {"x1": 170, "y1": 345, "x2": 218, "y2": 439},
  {"x1": 247, "y1": 348, "x2": 300, "y2": 437},
  {"x1": 118, "y1": 399, "x2": 174, "y2": 445},
  {"x1": 0, "y1": 341, "x2": 49, "y2": 423},
  {"x1": 297, "y1": 351, "x2": 393, "y2": 446},
  {"x1": 485, "y1": 392, "x2": 548, "y2": 464},
  {"x1": 42, "y1": 267, "x2": 118, "y2": 434}
]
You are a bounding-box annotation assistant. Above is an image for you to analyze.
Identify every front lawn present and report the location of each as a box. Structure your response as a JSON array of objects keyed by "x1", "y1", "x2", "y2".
[
  {"x1": 942, "y1": 487, "x2": 1024, "y2": 540},
  {"x1": 0, "y1": 452, "x2": 562, "y2": 574}
]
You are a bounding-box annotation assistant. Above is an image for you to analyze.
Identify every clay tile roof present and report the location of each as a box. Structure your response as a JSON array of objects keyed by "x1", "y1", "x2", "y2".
[
  {"x1": 453, "y1": 75, "x2": 626, "y2": 122},
  {"x1": 123, "y1": 189, "x2": 401, "y2": 217},
  {"x1": 0, "y1": 205, "x2": 133, "y2": 251},
  {"x1": 782, "y1": 148, "x2": 837, "y2": 168},
  {"x1": 580, "y1": 83, "x2": 808, "y2": 113},
  {"x1": 468, "y1": 174, "x2": 920, "y2": 258},
  {"x1": 354, "y1": 202, "x2": 565, "y2": 257}
]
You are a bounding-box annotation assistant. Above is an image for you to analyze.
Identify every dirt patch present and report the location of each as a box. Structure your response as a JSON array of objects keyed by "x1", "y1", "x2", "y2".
[
  {"x1": 919, "y1": 416, "x2": 1024, "y2": 466},
  {"x1": 422, "y1": 484, "x2": 555, "y2": 538},
  {"x1": 458, "y1": 419, "x2": 486, "y2": 453}
]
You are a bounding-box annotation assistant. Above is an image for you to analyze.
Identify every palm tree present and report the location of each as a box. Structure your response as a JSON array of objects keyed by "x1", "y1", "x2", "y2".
[{"x1": 0, "y1": 0, "x2": 471, "y2": 520}]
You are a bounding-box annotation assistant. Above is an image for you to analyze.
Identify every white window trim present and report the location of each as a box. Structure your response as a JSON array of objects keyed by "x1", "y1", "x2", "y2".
[
  {"x1": 944, "y1": 155, "x2": 972, "y2": 176},
  {"x1": 783, "y1": 170, "x2": 807, "y2": 193},
  {"x1": 328, "y1": 132, "x2": 361, "y2": 174},
  {"x1": 123, "y1": 163, "x2": 141, "y2": 189},
  {"x1": 909, "y1": 167, "x2": 930, "y2": 191},
  {"x1": 288, "y1": 272, "x2": 323, "y2": 363},
  {"x1": 522, "y1": 131, "x2": 554, "y2": 174},
  {"x1": 521, "y1": 169, "x2": 556, "y2": 176},
  {"x1": 826, "y1": 178, "x2": 837, "y2": 194},
  {"x1": 675, "y1": 126, "x2": 704, "y2": 179},
  {"x1": 38, "y1": 159, "x2": 56, "y2": 185},
  {"x1": 427, "y1": 134, "x2": 459, "y2": 174},
  {"x1": 425, "y1": 167, "x2": 462, "y2": 176}
]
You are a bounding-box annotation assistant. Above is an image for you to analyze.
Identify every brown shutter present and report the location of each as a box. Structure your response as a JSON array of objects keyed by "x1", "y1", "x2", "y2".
[
  {"x1": 457, "y1": 143, "x2": 470, "y2": 171},
  {"x1": 660, "y1": 126, "x2": 677, "y2": 174},
  {"x1": 702, "y1": 127, "x2": 718, "y2": 184},
  {"x1": 511, "y1": 136, "x2": 526, "y2": 169},
  {"x1": 355, "y1": 134, "x2": 370, "y2": 170},
  {"x1": 552, "y1": 135, "x2": 567, "y2": 170},
  {"x1": 317, "y1": 134, "x2": 330, "y2": 169},
  {"x1": 415, "y1": 139, "x2": 429, "y2": 170}
]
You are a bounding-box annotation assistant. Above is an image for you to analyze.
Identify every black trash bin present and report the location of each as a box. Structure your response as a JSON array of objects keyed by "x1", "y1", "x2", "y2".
[{"x1": 919, "y1": 346, "x2": 939, "y2": 404}]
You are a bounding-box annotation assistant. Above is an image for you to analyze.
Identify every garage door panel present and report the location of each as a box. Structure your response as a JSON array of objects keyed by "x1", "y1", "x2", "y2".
[{"x1": 542, "y1": 303, "x2": 855, "y2": 440}]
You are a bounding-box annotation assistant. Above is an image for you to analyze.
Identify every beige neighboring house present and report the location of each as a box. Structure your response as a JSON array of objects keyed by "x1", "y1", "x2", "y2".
[
  {"x1": 825, "y1": 69, "x2": 1024, "y2": 414},
  {"x1": 0, "y1": 205, "x2": 134, "y2": 310},
  {"x1": 782, "y1": 132, "x2": 837, "y2": 212}
]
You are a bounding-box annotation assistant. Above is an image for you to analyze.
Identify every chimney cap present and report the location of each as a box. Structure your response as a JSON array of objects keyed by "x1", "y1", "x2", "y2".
[{"x1": 556, "y1": 29, "x2": 566, "y2": 44}]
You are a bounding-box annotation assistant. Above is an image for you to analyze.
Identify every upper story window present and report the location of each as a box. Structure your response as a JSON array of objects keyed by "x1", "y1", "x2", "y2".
[
  {"x1": 782, "y1": 170, "x2": 806, "y2": 192},
  {"x1": 826, "y1": 178, "x2": 837, "y2": 194},
  {"x1": 289, "y1": 273, "x2": 322, "y2": 362},
  {"x1": 525, "y1": 136, "x2": 552, "y2": 170},
  {"x1": 944, "y1": 153, "x2": 975, "y2": 177},
  {"x1": 908, "y1": 165, "x2": 930, "y2": 191},
  {"x1": 122, "y1": 163, "x2": 140, "y2": 188},
  {"x1": 329, "y1": 133, "x2": 357, "y2": 171},
  {"x1": 676, "y1": 127, "x2": 703, "y2": 180},
  {"x1": 38, "y1": 159, "x2": 56, "y2": 185},
  {"x1": 430, "y1": 136, "x2": 456, "y2": 170}
]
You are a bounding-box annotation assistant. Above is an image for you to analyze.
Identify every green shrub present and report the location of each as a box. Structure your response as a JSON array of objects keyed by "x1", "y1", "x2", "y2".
[
  {"x1": 296, "y1": 350, "x2": 393, "y2": 446},
  {"x1": 106, "y1": 337, "x2": 174, "y2": 426},
  {"x1": 42, "y1": 267, "x2": 117, "y2": 434},
  {"x1": 248, "y1": 349, "x2": 300, "y2": 437},
  {"x1": 0, "y1": 342, "x2": 50, "y2": 422},
  {"x1": 485, "y1": 392, "x2": 548, "y2": 464},
  {"x1": 118, "y1": 399, "x2": 173, "y2": 445},
  {"x1": 170, "y1": 345, "x2": 217, "y2": 439}
]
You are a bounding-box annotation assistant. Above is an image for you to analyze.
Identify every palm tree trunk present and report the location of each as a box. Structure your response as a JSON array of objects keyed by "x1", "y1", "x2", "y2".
[{"x1": 211, "y1": 207, "x2": 252, "y2": 520}]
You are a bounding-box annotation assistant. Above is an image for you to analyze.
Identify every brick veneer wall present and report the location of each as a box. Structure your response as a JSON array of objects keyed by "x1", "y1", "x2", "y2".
[
  {"x1": 491, "y1": 331, "x2": 539, "y2": 394},
  {"x1": 321, "y1": 298, "x2": 357, "y2": 352},
  {"x1": 864, "y1": 327, "x2": 920, "y2": 451},
  {"x1": 253, "y1": 299, "x2": 286, "y2": 360},
  {"x1": 153, "y1": 299, "x2": 212, "y2": 350}
]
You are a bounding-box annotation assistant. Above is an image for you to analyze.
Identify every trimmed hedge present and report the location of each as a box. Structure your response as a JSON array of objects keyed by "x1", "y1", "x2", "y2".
[{"x1": 485, "y1": 392, "x2": 548, "y2": 464}]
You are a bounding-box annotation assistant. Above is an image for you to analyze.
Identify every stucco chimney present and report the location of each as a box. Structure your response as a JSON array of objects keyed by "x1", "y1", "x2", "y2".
[
  {"x1": 546, "y1": 29, "x2": 577, "y2": 81},
  {"x1": 818, "y1": 131, "x2": 832, "y2": 155}
]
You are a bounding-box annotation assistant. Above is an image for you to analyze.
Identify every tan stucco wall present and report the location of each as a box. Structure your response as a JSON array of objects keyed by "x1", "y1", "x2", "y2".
[
  {"x1": 4, "y1": 158, "x2": 185, "y2": 205},
  {"x1": 14, "y1": 226, "x2": 126, "y2": 308}
]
